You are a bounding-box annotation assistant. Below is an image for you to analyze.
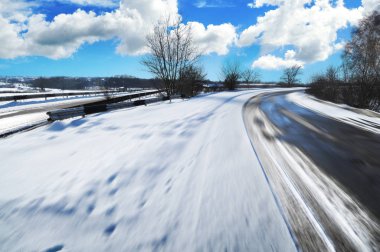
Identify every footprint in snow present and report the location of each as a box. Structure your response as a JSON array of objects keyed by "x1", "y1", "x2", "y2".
[
  {"x1": 107, "y1": 173, "x2": 118, "y2": 184},
  {"x1": 104, "y1": 224, "x2": 117, "y2": 236},
  {"x1": 109, "y1": 188, "x2": 118, "y2": 196},
  {"x1": 87, "y1": 203, "x2": 96, "y2": 214},
  {"x1": 44, "y1": 244, "x2": 64, "y2": 252}
]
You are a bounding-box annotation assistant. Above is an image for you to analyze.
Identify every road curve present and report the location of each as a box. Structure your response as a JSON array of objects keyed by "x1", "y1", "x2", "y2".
[{"x1": 243, "y1": 90, "x2": 380, "y2": 251}]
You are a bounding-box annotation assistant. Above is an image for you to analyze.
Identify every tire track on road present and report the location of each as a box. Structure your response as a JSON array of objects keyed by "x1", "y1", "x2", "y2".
[{"x1": 243, "y1": 91, "x2": 380, "y2": 251}]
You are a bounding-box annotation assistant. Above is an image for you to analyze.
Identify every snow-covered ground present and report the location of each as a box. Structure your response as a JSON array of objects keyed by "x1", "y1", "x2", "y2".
[
  {"x1": 0, "y1": 90, "x2": 296, "y2": 251},
  {"x1": 0, "y1": 83, "x2": 34, "y2": 91},
  {"x1": 0, "y1": 95, "x2": 106, "y2": 112},
  {"x1": 288, "y1": 92, "x2": 380, "y2": 134}
]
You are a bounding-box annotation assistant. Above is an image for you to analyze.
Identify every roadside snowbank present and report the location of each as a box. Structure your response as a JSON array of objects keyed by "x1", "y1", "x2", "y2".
[
  {"x1": 0, "y1": 90, "x2": 296, "y2": 251},
  {"x1": 288, "y1": 92, "x2": 380, "y2": 134}
]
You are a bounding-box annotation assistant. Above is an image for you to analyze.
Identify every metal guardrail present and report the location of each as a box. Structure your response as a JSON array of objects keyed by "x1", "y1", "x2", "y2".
[
  {"x1": 47, "y1": 107, "x2": 85, "y2": 121},
  {"x1": 47, "y1": 93, "x2": 179, "y2": 121},
  {"x1": 0, "y1": 90, "x2": 150, "y2": 102}
]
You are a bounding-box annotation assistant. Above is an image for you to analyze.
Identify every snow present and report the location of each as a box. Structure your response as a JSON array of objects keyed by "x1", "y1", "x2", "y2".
[
  {"x1": 288, "y1": 92, "x2": 380, "y2": 134},
  {"x1": 0, "y1": 90, "x2": 155, "y2": 111},
  {"x1": 0, "y1": 96, "x2": 105, "y2": 135},
  {"x1": 0, "y1": 84, "x2": 36, "y2": 93},
  {"x1": 0, "y1": 90, "x2": 296, "y2": 251},
  {"x1": 0, "y1": 113, "x2": 47, "y2": 134},
  {"x1": 0, "y1": 90, "x2": 157, "y2": 135},
  {"x1": 0, "y1": 90, "x2": 112, "y2": 97},
  {"x1": 0, "y1": 95, "x2": 105, "y2": 111}
]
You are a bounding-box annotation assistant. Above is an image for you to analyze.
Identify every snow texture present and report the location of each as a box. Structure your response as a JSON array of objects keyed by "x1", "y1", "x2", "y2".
[
  {"x1": 288, "y1": 92, "x2": 380, "y2": 134},
  {"x1": 0, "y1": 90, "x2": 296, "y2": 251}
]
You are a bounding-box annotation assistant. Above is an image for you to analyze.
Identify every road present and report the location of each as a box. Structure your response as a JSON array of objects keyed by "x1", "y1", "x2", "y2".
[
  {"x1": 0, "y1": 90, "x2": 157, "y2": 136},
  {"x1": 0, "y1": 96, "x2": 107, "y2": 119},
  {"x1": 243, "y1": 91, "x2": 380, "y2": 251},
  {"x1": 0, "y1": 96, "x2": 107, "y2": 135}
]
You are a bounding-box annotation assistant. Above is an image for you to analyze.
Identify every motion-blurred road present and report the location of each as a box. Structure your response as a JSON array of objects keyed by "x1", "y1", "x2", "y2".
[{"x1": 244, "y1": 91, "x2": 380, "y2": 251}]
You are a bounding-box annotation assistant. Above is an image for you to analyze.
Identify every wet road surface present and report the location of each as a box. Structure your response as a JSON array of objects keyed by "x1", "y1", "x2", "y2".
[{"x1": 244, "y1": 90, "x2": 380, "y2": 251}]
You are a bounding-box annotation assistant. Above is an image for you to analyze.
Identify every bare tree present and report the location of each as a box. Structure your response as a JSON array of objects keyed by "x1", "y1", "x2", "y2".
[
  {"x1": 178, "y1": 65, "x2": 206, "y2": 97},
  {"x1": 342, "y1": 11, "x2": 380, "y2": 109},
  {"x1": 241, "y1": 68, "x2": 261, "y2": 88},
  {"x1": 221, "y1": 61, "x2": 241, "y2": 90},
  {"x1": 307, "y1": 12, "x2": 380, "y2": 111},
  {"x1": 142, "y1": 17, "x2": 201, "y2": 97},
  {"x1": 281, "y1": 65, "x2": 302, "y2": 86},
  {"x1": 308, "y1": 66, "x2": 341, "y2": 102}
]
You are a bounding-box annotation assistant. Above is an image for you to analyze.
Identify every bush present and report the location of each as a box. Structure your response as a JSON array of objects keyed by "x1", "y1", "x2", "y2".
[
  {"x1": 221, "y1": 61, "x2": 241, "y2": 91},
  {"x1": 178, "y1": 65, "x2": 206, "y2": 97}
]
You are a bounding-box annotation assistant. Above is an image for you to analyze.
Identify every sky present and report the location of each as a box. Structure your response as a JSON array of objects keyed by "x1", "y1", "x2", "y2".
[{"x1": 0, "y1": 0, "x2": 379, "y2": 82}]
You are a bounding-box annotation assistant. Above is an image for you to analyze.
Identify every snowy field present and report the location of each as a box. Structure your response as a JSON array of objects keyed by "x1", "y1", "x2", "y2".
[
  {"x1": 0, "y1": 83, "x2": 35, "y2": 93},
  {"x1": 0, "y1": 89, "x2": 296, "y2": 251},
  {"x1": 288, "y1": 92, "x2": 380, "y2": 134}
]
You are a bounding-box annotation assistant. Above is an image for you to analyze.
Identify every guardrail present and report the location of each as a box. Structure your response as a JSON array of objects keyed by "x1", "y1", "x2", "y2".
[
  {"x1": 47, "y1": 92, "x2": 178, "y2": 121},
  {"x1": 0, "y1": 90, "x2": 151, "y2": 102},
  {"x1": 47, "y1": 107, "x2": 86, "y2": 121}
]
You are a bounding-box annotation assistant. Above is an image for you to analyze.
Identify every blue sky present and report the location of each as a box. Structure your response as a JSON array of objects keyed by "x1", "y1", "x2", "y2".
[{"x1": 0, "y1": 0, "x2": 375, "y2": 82}]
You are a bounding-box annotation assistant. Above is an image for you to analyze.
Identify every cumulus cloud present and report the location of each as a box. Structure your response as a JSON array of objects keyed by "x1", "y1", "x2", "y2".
[
  {"x1": 252, "y1": 50, "x2": 304, "y2": 69},
  {"x1": 0, "y1": 0, "x2": 237, "y2": 59},
  {"x1": 0, "y1": 0, "x2": 36, "y2": 21},
  {"x1": 188, "y1": 22, "x2": 236, "y2": 55},
  {"x1": 0, "y1": 17, "x2": 27, "y2": 59},
  {"x1": 242, "y1": 0, "x2": 378, "y2": 69}
]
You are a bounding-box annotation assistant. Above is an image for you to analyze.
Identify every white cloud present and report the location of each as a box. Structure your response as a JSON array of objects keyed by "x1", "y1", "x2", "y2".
[
  {"x1": 194, "y1": 0, "x2": 235, "y2": 8},
  {"x1": 0, "y1": 0, "x2": 36, "y2": 21},
  {"x1": 242, "y1": 0, "x2": 378, "y2": 69},
  {"x1": 0, "y1": 17, "x2": 27, "y2": 59},
  {"x1": 0, "y1": 0, "x2": 237, "y2": 59},
  {"x1": 195, "y1": 0, "x2": 207, "y2": 8},
  {"x1": 59, "y1": 0, "x2": 119, "y2": 7},
  {"x1": 248, "y1": 0, "x2": 284, "y2": 8},
  {"x1": 362, "y1": 0, "x2": 380, "y2": 14},
  {"x1": 334, "y1": 41, "x2": 346, "y2": 51},
  {"x1": 252, "y1": 50, "x2": 304, "y2": 70},
  {"x1": 188, "y1": 22, "x2": 236, "y2": 55}
]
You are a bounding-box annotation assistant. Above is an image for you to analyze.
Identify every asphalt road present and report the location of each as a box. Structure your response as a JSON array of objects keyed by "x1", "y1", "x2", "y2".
[{"x1": 244, "y1": 90, "x2": 380, "y2": 251}]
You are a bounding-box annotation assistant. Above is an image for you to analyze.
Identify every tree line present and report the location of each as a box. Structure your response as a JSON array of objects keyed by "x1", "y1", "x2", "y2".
[
  {"x1": 307, "y1": 11, "x2": 380, "y2": 111},
  {"x1": 30, "y1": 76, "x2": 160, "y2": 91}
]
